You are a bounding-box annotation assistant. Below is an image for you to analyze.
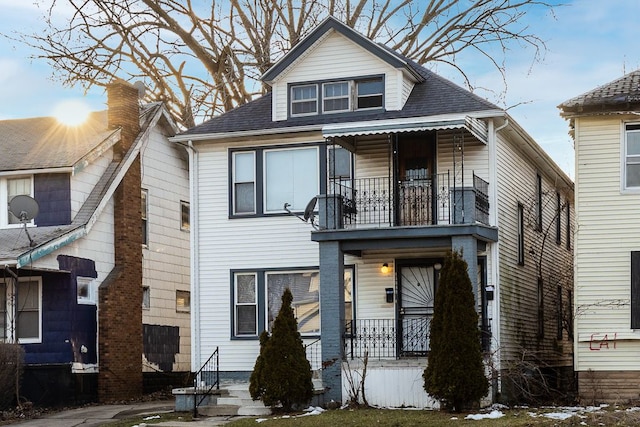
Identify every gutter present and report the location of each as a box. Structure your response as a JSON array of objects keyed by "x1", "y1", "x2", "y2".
[{"x1": 170, "y1": 124, "x2": 323, "y2": 143}]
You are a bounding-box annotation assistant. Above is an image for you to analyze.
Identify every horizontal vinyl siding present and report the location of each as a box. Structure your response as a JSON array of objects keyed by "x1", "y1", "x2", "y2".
[
  {"x1": 273, "y1": 31, "x2": 400, "y2": 121},
  {"x1": 574, "y1": 115, "x2": 640, "y2": 371},
  {"x1": 354, "y1": 137, "x2": 391, "y2": 179},
  {"x1": 196, "y1": 139, "x2": 321, "y2": 371},
  {"x1": 496, "y1": 132, "x2": 574, "y2": 367},
  {"x1": 436, "y1": 130, "x2": 489, "y2": 184}
]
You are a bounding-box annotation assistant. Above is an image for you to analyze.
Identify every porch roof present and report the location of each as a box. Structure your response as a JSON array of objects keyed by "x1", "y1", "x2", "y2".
[{"x1": 321, "y1": 114, "x2": 490, "y2": 144}]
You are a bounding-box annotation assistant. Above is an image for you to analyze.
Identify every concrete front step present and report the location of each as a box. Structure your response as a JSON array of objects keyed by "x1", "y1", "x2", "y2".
[{"x1": 196, "y1": 382, "x2": 271, "y2": 417}]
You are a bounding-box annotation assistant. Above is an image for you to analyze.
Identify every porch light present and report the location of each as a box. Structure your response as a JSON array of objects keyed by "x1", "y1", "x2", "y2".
[
  {"x1": 434, "y1": 262, "x2": 442, "y2": 271},
  {"x1": 381, "y1": 263, "x2": 390, "y2": 274}
]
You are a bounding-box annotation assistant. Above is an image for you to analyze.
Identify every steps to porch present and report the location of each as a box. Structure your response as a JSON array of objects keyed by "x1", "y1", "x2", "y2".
[{"x1": 173, "y1": 382, "x2": 272, "y2": 417}]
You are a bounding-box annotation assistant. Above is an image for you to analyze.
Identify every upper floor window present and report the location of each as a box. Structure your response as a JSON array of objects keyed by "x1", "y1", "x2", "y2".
[
  {"x1": 290, "y1": 76, "x2": 384, "y2": 117},
  {"x1": 2, "y1": 176, "x2": 33, "y2": 228},
  {"x1": 291, "y1": 85, "x2": 318, "y2": 116},
  {"x1": 141, "y1": 189, "x2": 148, "y2": 246},
  {"x1": 230, "y1": 145, "x2": 319, "y2": 216},
  {"x1": 517, "y1": 202, "x2": 525, "y2": 266},
  {"x1": 180, "y1": 201, "x2": 190, "y2": 231},
  {"x1": 535, "y1": 173, "x2": 542, "y2": 232},
  {"x1": 555, "y1": 192, "x2": 562, "y2": 245},
  {"x1": 625, "y1": 123, "x2": 640, "y2": 189}
]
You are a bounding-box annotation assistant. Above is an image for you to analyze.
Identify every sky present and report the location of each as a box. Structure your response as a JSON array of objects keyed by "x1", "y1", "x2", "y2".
[{"x1": 1, "y1": 1, "x2": 639, "y2": 179}]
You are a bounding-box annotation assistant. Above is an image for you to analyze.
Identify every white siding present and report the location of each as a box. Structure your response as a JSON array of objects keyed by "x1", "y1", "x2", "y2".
[
  {"x1": 70, "y1": 148, "x2": 114, "y2": 217},
  {"x1": 574, "y1": 115, "x2": 640, "y2": 371},
  {"x1": 141, "y1": 124, "x2": 191, "y2": 372},
  {"x1": 272, "y1": 31, "x2": 406, "y2": 120}
]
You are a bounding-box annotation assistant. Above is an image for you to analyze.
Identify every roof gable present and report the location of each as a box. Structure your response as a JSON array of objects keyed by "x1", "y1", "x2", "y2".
[{"x1": 261, "y1": 16, "x2": 422, "y2": 84}]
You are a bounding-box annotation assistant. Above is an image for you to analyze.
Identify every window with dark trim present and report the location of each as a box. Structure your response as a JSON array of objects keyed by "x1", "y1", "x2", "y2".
[
  {"x1": 290, "y1": 76, "x2": 384, "y2": 117},
  {"x1": 555, "y1": 192, "x2": 561, "y2": 245},
  {"x1": 141, "y1": 189, "x2": 148, "y2": 246},
  {"x1": 632, "y1": 252, "x2": 640, "y2": 329},
  {"x1": 231, "y1": 267, "x2": 354, "y2": 338},
  {"x1": 536, "y1": 173, "x2": 543, "y2": 232},
  {"x1": 566, "y1": 202, "x2": 571, "y2": 251},
  {"x1": 517, "y1": 203, "x2": 525, "y2": 266},
  {"x1": 230, "y1": 145, "x2": 321, "y2": 217},
  {"x1": 567, "y1": 289, "x2": 573, "y2": 339}
]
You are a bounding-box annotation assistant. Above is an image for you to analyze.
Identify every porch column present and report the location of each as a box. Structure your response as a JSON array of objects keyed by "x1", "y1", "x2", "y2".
[
  {"x1": 451, "y1": 236, "x2": 479, "y2": 309},
  {"x1": 319, "y1": 240, "x2": 345, "y2": 403}
]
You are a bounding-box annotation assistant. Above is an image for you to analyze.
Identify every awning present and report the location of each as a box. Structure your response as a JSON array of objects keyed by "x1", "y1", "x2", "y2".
[{"x1": 322, "y1": 114, "x2": 488, "y2": 144}]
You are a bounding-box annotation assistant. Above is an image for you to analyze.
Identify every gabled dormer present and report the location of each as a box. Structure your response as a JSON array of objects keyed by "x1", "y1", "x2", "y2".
[{"x1": 262, "y1": 16, "x2": 423, "y2": 122}]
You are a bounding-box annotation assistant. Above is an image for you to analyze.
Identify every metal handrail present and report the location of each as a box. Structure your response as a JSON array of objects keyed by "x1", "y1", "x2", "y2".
[{"x1": 193, "y1": 346, "x2": 219, "y2": 418}]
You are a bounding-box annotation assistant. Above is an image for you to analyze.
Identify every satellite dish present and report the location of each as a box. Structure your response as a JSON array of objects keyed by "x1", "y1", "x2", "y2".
[
  {"x1": 283, "y1": 197, "x2": 318, "y2": 230},
  {"x1": 8, "y1": 195, "x2": 39, "y2": 222},
  {"x1": 8, "y1": 195, "x2": 39, "y2": 247},
  {"x1": 303, "y1": 197, "x2": 317, "y2": 222}
]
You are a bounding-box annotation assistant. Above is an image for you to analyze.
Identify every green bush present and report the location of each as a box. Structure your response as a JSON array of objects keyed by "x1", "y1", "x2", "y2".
[
  {"x1": 423, "y1": 250, "x2": 488, "y2": 412},
  {"x1": 0, "y1": 343, "x2": 24, "y2": 409},
  {"x1": 249, "y1": 288, "x2": 313, "y2": 412}
]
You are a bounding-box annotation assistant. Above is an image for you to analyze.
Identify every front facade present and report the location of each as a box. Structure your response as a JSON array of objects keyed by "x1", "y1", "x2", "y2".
[
  {"x1": 0, "y1": 82, "x2": 190, "y2": 405},
  {"x1": 177, "y1": 17, "x2": 574, "y2": 407},
  {"x1": 560, "y1": 70, "x2": 640, "y2": 403}
]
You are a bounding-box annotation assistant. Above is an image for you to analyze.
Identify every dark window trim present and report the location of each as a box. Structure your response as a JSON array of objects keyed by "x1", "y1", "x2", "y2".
[
  {"x1": 287, "y1": 74, "x2": 385, "y2": 119},
  {"x1": 537, "y1": 277, "x2": 544, "y2": 339},
  {"x1": 556, "y1": 285, "x2": 563, "y2": 340},
  {"x1": 536, "y1": 173, "x2": 543, "y2": 232},
  {"x1": 228, "y1": 142, "x2": 326, "y2": 219},
  {"x1": 632, "y1": 252, "x2": 640, "y2": 329},
  {"x1": 624, "y1": 123, "x2": 640, "y2": 190},
  {"x1": 141, "y1": 188, "x2": 149, "y2": 247},
  {"x1": 566, "y1": 202, "x2": 571, "y2": 251},
  {"x1": 555, "y1": 192, "x2": 562, "y2": 245},
  {"x1": 567, "y1": 289, "x2": 574, "y2": 339},
  {"x1": 517, "y1": 202, "x2": 525, "y2": 266},
  {"x1": 230, "y1": 265, "x2": 355, "y2": 340}
]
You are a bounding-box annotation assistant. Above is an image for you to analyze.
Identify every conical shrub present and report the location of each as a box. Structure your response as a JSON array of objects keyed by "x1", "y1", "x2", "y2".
[
  {"x1": 423, "y1": 250, "x2": 488, "y2": 411},
  {"x1": 249, "y1": 288, "x2": 313, "y2": 411}
]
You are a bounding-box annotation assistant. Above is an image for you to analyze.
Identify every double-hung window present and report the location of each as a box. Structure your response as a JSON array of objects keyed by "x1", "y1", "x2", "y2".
[
  {"x1": 625, "y1": 123, "x2": 640, "y2": 189},
  {"x1": 141, "y1": 189, "x2": 148, "y2": 246},
  {"x1": 517, "y1": 203, "x2": 525, "y2": 266},
  {"x1": 323, "y1": 82, "x2": 350, "y2": 113},
  {"x1": 232, "y1": 268, "x2": 354, "y2": 338},
  {"x1": 291, "y1": 85, "x2": 318, "y2": 116},
  {"x1": 230, "y1": 145, "x2": 319, "y2": 216},
  {"x1": 290, "y1": 76, "x2": 383, "y2": 117},
  {"x1": 2, "y1": 176, "x2": 33, "y2": 227},
  {"x1": 356, "y1": 78, "x2": 384, "y2": 109},
  {"x1": 1, "y1": 277, "x2": 41, "y2": 343}
]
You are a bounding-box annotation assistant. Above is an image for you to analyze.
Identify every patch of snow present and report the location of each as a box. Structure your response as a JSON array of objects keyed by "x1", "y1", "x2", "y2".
[
  {"x1": 143, "y1": 415, "x2": 161, "y2": 420},
  {"x1": 256, "y1": 418, "x2": 268, "y2": 423},
  {"x1": 464, "y1": 410, "x2": 504, "y2": 420},
  {"x1": 543, "y1": 412, "x2": 574, "y2": 420}
]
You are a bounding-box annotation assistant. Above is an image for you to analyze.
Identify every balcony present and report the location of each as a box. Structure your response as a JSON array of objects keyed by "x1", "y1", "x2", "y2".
[{"x1": 322, "y1": 172, "x2": 490, "y2": 230}]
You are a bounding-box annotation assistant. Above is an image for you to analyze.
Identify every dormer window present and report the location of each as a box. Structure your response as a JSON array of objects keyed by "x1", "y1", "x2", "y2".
[
  {"x1": 290, "y1": 76, "x2": 384, "y2": 117},
  {"x1": 291, "y1": 85, "x2": 318, "y2": 116}
]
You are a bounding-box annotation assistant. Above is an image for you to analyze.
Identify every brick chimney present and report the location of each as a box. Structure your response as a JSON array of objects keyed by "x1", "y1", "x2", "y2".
[
  {"x1": 98, "y1": 80, "x2": 143, "y2": 402},
  {"x1": 107, "y1": 80, "x2": 141, "y2": 160}
]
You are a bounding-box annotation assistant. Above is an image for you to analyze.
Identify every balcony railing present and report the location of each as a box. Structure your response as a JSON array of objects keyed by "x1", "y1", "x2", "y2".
[
  {"x1": 325, "y1": 172, "x2": 489, "y2": 229},
  {"x1": 344, "y1": 318, "x2": 431, "y2": 360}
]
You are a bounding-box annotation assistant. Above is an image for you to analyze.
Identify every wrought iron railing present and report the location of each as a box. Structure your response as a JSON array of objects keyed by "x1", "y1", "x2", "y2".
[
  {"x1": 473, "y1": 173, "x2": 490, "y2": 225},
  {"x1": 192, "y1": 346, "x2": 219, "y2": 418},
  {"x1": 344, "y1": 318, "x2": 431, "y2": 360},
  {"x1": 304, "y1": 338, "x2": 322, "y2": 371}
]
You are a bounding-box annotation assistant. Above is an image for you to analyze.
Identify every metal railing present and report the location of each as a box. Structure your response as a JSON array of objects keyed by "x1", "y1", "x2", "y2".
[
  {"x1": 344, "y1": 318, "x2": 431, "y2": 360},
  {"x1": 193, "y1": 347, "x2": 219, "y2": 418},
  {"x1": 304, "y1": 338, "x2": 322, "y2": 371},
  {"x1": 473, "y1": 173, "x2": 490, "y2": 225}
]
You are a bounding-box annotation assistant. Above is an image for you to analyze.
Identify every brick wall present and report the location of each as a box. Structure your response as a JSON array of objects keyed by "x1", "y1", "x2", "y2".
[{"x1": 98, "y1": 80, "x2": 143, "y2": 401}]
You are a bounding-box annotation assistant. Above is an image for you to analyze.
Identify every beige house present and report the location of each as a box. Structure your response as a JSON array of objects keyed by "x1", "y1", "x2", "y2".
[{"x1": 560, "y1": 70, "x2": 640, "y2": 403}]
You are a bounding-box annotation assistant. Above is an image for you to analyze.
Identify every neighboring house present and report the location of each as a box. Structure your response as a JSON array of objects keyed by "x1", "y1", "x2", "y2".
[
  {"x1": 0, "y1": 81, "x2": 190, "y2": 405},
  {"x1": 559, "y1": 70, "x2": 640, "y2": 403},
  {"x1": 173, "y1": 17, "x2": 574, "y2": 407}
]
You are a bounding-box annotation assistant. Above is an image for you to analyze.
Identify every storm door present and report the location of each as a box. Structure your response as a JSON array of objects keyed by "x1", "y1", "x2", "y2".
[
  {"x1": 397, "y1": 265, "x2": 435, "y2": 357},
  {"x1": 395, "y1": 133, "x2": 436, "y2": 225}
]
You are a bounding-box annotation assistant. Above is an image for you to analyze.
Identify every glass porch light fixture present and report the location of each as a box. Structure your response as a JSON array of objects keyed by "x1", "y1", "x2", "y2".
[{"x1": 381, "y1": 263, "x2": 390, "y2": 274}]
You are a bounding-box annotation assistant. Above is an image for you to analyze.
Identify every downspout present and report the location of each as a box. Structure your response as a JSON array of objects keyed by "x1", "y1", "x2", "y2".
[
  {"x1": 489, "y1": 117, "x2": 508, "y2": 397},
  {"x1": 186, "y1": 140, "x2": 200, "y2": 371}
]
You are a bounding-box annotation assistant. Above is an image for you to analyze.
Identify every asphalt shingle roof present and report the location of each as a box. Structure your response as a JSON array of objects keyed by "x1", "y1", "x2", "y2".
[
  {"x1": 559, "y1": 69, "x2": 640, "y2": 114},
  {"x1": 179, "y1": 59, "x2": 499, "y2": 137},
  {"x1": 0, "y1": 111, "x2": 115, "y2": 172}
]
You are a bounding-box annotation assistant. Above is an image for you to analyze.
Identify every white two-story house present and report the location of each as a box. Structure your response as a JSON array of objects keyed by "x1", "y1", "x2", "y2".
[
  {"x1": 560, "y1": 69, "x2": 640, "y2": 403},
  {"x1": 174, "y1": 17, "x2": 574, "y2": 407}
]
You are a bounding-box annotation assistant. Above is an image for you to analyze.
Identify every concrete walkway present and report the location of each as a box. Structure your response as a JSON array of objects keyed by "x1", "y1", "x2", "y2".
[{"x1": 10, "y1": 400, "x2": 239, "y2": 427}]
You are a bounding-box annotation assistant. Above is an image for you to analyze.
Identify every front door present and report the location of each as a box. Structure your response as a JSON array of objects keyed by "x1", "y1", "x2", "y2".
[
  {"x1": 396, "y1": 133, "x2": 436, "y2": 225},
  {"x1": 398, "y1": 265, "x2": 435, "y2": 357}
]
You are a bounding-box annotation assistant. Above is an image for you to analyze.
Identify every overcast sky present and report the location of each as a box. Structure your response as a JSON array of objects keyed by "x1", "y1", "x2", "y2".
[{"x1": 1, "y1": 1, "x2": 638, "y2": 178}]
